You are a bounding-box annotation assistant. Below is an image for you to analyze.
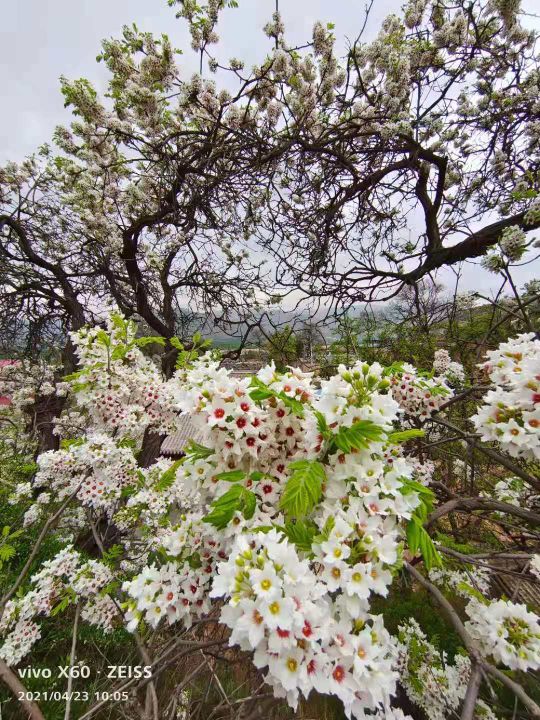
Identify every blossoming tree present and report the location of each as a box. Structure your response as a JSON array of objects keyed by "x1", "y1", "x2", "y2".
[
  {"x1": 0, "y1": 312, "x2": 538, "y2": 720},
  {"x1": 0, "y1": 1, "x2": 539, "y2": 718}
]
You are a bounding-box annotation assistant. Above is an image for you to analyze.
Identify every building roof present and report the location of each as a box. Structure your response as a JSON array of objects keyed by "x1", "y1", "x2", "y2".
[
  {"x1": 492, "y1": 559, "x2": 540, "y2": 608},
  {"x1": 160, "y1": 415, "x2": 204, "y2": 456}
]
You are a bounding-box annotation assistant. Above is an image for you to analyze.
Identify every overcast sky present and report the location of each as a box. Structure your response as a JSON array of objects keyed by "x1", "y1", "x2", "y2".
[{"x1": 1, "y1": 0, "x2": 539, "y2": 298}]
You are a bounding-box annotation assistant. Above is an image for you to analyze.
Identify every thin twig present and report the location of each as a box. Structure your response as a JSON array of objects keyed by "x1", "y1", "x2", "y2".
[
  {"x1": 0, "y1": 484, "x2": 81, "y2": 621},
  {"x1": 64, "y1": 603, "x2": 81, "y2": 720}
]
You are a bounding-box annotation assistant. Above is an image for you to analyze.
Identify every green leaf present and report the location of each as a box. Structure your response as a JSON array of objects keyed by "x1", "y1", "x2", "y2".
[
  {"x1": 96, "y1": 329, "x2": 111, "y2": 347},
  {"x1": 101, "y1": 544, "x2": 123, "y2": 565},
  {"x1": 284, "y1": 520, "x2": 317, "y2": 552},
  {"x1": 318, "y1": 515, "x2": 335, "y2": 541},
  {"x1": 0, "y1": 544, "x2": 15, "y2": 562},
  {"x1": 400, "y1": 477, "x2": 435, "y2": 501},
  {"x1": 277, "y1": 391, "x2": 304, "y2": 417},
  {"x1": 99, "y1": 580, "x2": 121, "y2": 597},
  {"x1": 215, "y1": 470, "x2": 246, "y2": 482},
  {"x1": 418, "y1": 527, "x2": 442, "y2": 569},
  {"x1": 135, "y1": 336, "x2": 166, "y2": 347},
  {"x1": 156, "y1": 460, "x2": 182, "y2": 491},
  {"x1": 313, "y1": 410, "x2": 330, "y2": 438},
  {"x1": 406, "y1": 518, "x2": 421, "y2": 554},
  {"x1": 111, "y1": 345, "x2": 129, "y2": 360},
  {"x1": 388, "y1": 429, "x2": 425, "y2": 444},
  {"x1": 406, "y1": 517, "x2": 442, "y2": 569},
  {"x1": 50, "y1": 587, "x2": 77, "y2": 616},
  {"x1": 248, "y1": 378, "x2": 305, "y2": 417},
  {"x1": 169, "y1": 337, "x2": 184, "y2": 350},
  {"x1": 117, "y1": 437, "x2": 137, "y2": 450},
  {"x1": 71, "y1": 381, "x2": 91, "y2": 393},
  {"x1": 62, "y1": 369, "x2": 89, "y2": 382},
  {"x1": 60, "y1": 438, "x2": 85, "y2": 450},
  {"x1": 279, "y1": 460, "x2": 325, "y2": 518},
  {"x1": 333, "y1": 420, "x2": 384, "y2": 453},
  {"x1": 249, "y1": 377, "x2": 274, "y2": 402},
  {"x1": 183, "y1": 440, "x2": 214, "y2": 461},
  {"x1": 203, "y1": 485, "x2": 257, "y2": 529},
  {"x1": 456, "y1": 582, "x2": 488, "y2": 603}
]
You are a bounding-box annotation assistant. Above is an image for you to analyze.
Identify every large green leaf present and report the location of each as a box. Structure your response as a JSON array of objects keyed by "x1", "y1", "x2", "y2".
[
  {"x1": 248, "y1": 378, "x2": 305, "y2": 417},
  {"x1": 284, "y1": 519, "x2": 317, "y2": 552},
  {"x1": 203, "y1": 485, "x2": 257, "y2": 529},
  {"x1": 279, "y1": 460, "x2": 325, "y2": 517},
  {"x1": 406, "y1": 516, "x2": 442, "y2": 570},
  {"x1": 214, "y1": 470, "x2": 246, "y2": 482},
  {"x1": 388, "y1": 429, "x2": 425, "y2": 444},
  {"x1": 333, "y1": 420, "x2": 384, "y2": 453},
  {"x1": 156, "y1": 460, "x2": 182, "y2": 491},
  {"x1": 183, "y1": 440, "x2": 214, "y2": 461}
]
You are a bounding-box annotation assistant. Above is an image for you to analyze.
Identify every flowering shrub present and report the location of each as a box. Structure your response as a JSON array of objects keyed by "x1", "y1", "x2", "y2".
[
  {"x1": 1, "y1": 315, "x2": 539, "y2": 720},
  {"x1": 465, "y1": 599, "x2": 540, "y2": 671},
  {"x1": 0, "y1": 547, "x2": 117, "y2": 666},
  {"x1": 472, "y1": 332, "x2": 540, "y2": 460},
  {"x1": 389, "y1": 363, "x2": 452, "y2": 421},
  {"x1": 397, "y1": 619, "x2": 470, "y2": 720}
]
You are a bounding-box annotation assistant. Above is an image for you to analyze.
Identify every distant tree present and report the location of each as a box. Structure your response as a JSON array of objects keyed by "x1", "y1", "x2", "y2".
[{"x1": 265, "y1": 324, "x2": 302, "y2": 369}]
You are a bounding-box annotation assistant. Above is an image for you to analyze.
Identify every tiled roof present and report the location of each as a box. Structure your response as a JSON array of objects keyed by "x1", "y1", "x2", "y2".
[
  {"x1": 492, "y1": 560, "x2": 540, "y2": 607},
  {"x1": 160, "y1": 415, "x2": 204, "y2": 456},
  {"x1": 495, "y1": 575, "x2": 540, "y2": 607}
]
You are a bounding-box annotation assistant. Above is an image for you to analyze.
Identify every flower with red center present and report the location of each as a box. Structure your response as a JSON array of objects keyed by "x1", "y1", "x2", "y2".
[
  {"x1": 214, "y1": 408, "x2": 225, "y2": 419},
  {"x1": 236, "y1": 417, "x2": 247, "y2": 429},
  {"x1": 332, "y1": 665, "x2": 345, "y2": 683},
  {"x1": 240, "y1": 402, "x2": 250, "y2": 412}
]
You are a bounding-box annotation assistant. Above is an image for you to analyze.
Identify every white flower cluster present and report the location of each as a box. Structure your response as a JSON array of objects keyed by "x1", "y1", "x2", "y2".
[
  {"x1": 67, "y1": 313, "x2": 180, "y2": 443},
  {"x1": 9, "y1": 316, "x2": 540, "y2": 716},
  {"x1": 390, "y1": 364, "x2": 452, "y2": 420},
  {"x1": 0, "y1": 547, "x2": 117, "y2": 665},
  {"x1": 28, "y1": 433, "x2": 139, "y2": 522},
  {"x1": 465, "y1": 599, "x2": 540, "y2": 671},
  {"x1": 122, "y1": 354, "x2": 423, "y2": 718},
  {"x1": 432, "y1": 350, "x2": 466, "y2": 388},
  {"x1": 429, "y1": 566, "x2": 491, "y2": 598},
  {"x1": 492, "y1": 476, "x2": 526, "y2": 507},
  {"x1": 397, "y1": 619, "x2": 471, "y2": 720},
  {"x1": 0, "y1": 359, "x2": 60, "y2": 450},
  {"x1": 122, "y1": 560, "x2": 212, "y2": 632},
  {"x1": 471, "y1": 333, "x2": 540, "y2": 460},
  {"x1": 211, "y1": 531, "x2": 398, "y2": 717},
  {"x1": 481, "y1": 227, "x2": 529, "y2": 271},
  {"x1": 408, "y1": 457, "x2": 435, "y2": 486}
]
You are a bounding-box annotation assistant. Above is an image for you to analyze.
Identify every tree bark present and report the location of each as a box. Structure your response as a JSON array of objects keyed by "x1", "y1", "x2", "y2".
[{"x1": 0, "y1": 658, "x2": 46, "y2": 720}]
